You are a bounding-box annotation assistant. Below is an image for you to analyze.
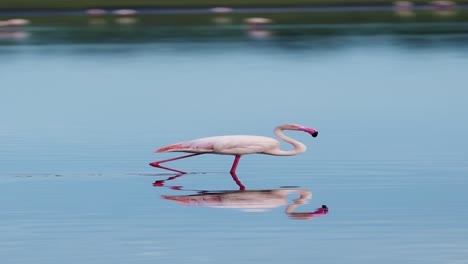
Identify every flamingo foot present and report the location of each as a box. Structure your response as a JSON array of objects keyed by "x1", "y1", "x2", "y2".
[{"x1": 149, "y1": 162, "x2": 187, "y2": 174}]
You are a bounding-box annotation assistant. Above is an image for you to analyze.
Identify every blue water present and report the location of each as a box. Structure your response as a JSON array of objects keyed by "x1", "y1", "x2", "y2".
[{"x1": 1, "y1": 21, "x2": 468, "y2": 263}]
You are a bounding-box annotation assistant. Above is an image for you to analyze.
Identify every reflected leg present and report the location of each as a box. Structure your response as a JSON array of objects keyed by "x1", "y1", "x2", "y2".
[
  {"x1": 153, "y1": 173, "x2": 185, "y2": 189},
  {"x1": 230, "y1": 171, "x2": 246, "y2": 190}
]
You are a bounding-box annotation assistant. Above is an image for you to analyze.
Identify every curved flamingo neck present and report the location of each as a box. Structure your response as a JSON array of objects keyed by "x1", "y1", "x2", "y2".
[{"x1": 267, "y1": 125, "x2": 307, "y2": 156}]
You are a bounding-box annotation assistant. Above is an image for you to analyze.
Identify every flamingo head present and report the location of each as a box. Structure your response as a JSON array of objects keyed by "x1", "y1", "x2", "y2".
[{"x1": 283, "y1": 124, "x2": 319, "y2": 137}]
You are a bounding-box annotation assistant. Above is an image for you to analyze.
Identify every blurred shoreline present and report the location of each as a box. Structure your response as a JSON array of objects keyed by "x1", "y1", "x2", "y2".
[
  {"x1": 0, "y1": 3, "x2": 468, "y2": 17},
  {"x1": 1, "y1": 0, "x2": 468, "y2": 9},
  {"x1": 1, "y1": 4, "x2": 467, "y2": 17}
]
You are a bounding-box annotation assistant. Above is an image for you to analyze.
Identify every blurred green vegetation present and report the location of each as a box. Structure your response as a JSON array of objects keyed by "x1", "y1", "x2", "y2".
[
  {"x1": 21, "y1": 10, "x2": 468, "y2": 26},
  {"x1": 2, "y1": 10, "x2": 468, "y2": 47},
  {"x1": 1, "y1": 0, "x2": 468, "y2": 9}
]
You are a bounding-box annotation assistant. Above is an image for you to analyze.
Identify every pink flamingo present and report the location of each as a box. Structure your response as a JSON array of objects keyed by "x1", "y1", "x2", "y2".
[{"x1": 149, "y1": 124, "x2": 318, "y2": 174}]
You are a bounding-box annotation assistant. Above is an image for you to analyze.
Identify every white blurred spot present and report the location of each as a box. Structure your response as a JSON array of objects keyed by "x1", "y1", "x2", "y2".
[
  {"x1": 245, "y1": 17, "x2": 273, "y2": 36},
  {"x1": 210, "y1": 7, "x2": 233, "y2": 13},
  {"x1": 393, "y1": 1, "x2": 414, "y2": 11},
  {"x1": 431, "y1": 0, "x2": 456, "y2": 10},
  {"x1": 86, "y1": 9, "x2": 107, "y2": 15},
  {"x1": 393, "y1": 2, "x2": 415, "y2": 17},
  {"x1": 248, "y1": 29, "x2": 273, "y2": 39},
  {"x1": 0, "y1": 18, "x2": 30, "y2": 27},
  {"x1": 245, "y1": 17, "x2": 273, "y2": 25},
  {"x1": 112, "y1": 9, "x2": 138, "y2": 15}
]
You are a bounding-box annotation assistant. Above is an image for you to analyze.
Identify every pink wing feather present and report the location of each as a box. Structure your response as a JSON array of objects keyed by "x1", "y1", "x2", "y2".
[
  {"x1": 155, "y1": 136, "x2": 279, "y2": 155},
  {"x1": 155, "y1": 138, "x2": 216, "y2": 153}
]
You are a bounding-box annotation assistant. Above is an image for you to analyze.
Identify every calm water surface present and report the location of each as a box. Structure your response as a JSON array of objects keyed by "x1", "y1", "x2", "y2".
[{"x1": 1, "y1": 18, "x2": 468, "y2": 263}]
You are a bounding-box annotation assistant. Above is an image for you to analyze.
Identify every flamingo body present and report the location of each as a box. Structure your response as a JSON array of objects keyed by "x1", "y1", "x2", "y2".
[
  {"x1": 150, "y1": 124, "x2": 318, "y2": 173},
  {"x1": 156, "y1": 135, "x2": 279, "y2": 155}
]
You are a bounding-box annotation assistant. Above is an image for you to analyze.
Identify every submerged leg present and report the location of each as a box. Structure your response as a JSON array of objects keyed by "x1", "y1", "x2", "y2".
[
  {"x1": 230, "y1": 171, "x2": 246, "y2": 190},
  {"x1": 230, "y1": 155, "x2": 241, "y2": 174},
  {"x1": 149, "y1": 153, "x2": 202, "y2": 174}
]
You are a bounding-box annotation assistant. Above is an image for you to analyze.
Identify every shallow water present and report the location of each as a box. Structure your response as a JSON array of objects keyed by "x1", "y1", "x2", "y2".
[{"x1": 1, "y1": 17, "x2": 468, "y2": 263}]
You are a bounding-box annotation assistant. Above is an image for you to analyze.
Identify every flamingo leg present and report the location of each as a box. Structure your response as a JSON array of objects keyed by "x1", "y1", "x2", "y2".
[
  {"x1": 149, "y1": 153, "x2": 202, "y2": 174},
  {"x1": 230, "y1": 171, "x2": 246, "y2": 190},
  {"x1": 230, "y1": 155, "x2": 241, "y2": 174}
]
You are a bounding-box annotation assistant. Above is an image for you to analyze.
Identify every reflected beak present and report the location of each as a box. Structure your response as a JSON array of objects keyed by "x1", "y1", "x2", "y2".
[{"x1": 311, "y1": 131, "x2": 318, "y2": 138}]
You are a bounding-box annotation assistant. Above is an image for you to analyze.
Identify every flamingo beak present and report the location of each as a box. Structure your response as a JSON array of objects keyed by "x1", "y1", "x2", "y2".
[{"x1": 300, "y1": 127, "x2": 319, "y2": 137}]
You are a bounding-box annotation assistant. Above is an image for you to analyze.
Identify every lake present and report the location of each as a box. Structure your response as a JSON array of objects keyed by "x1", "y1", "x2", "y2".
[{"x1": 1, "y1": 11, "x2": 468, "y2": 263}]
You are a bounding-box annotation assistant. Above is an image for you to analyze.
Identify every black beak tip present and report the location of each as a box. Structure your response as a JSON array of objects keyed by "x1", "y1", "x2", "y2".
[{"x1": 312, "y1": 131, "x2": 318, "y2": 138}]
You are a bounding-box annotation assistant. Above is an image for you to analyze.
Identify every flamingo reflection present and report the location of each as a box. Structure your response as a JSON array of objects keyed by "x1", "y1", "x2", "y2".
[{"x1": 153, "y1": 172, "x2": 328, "y2": 220}]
